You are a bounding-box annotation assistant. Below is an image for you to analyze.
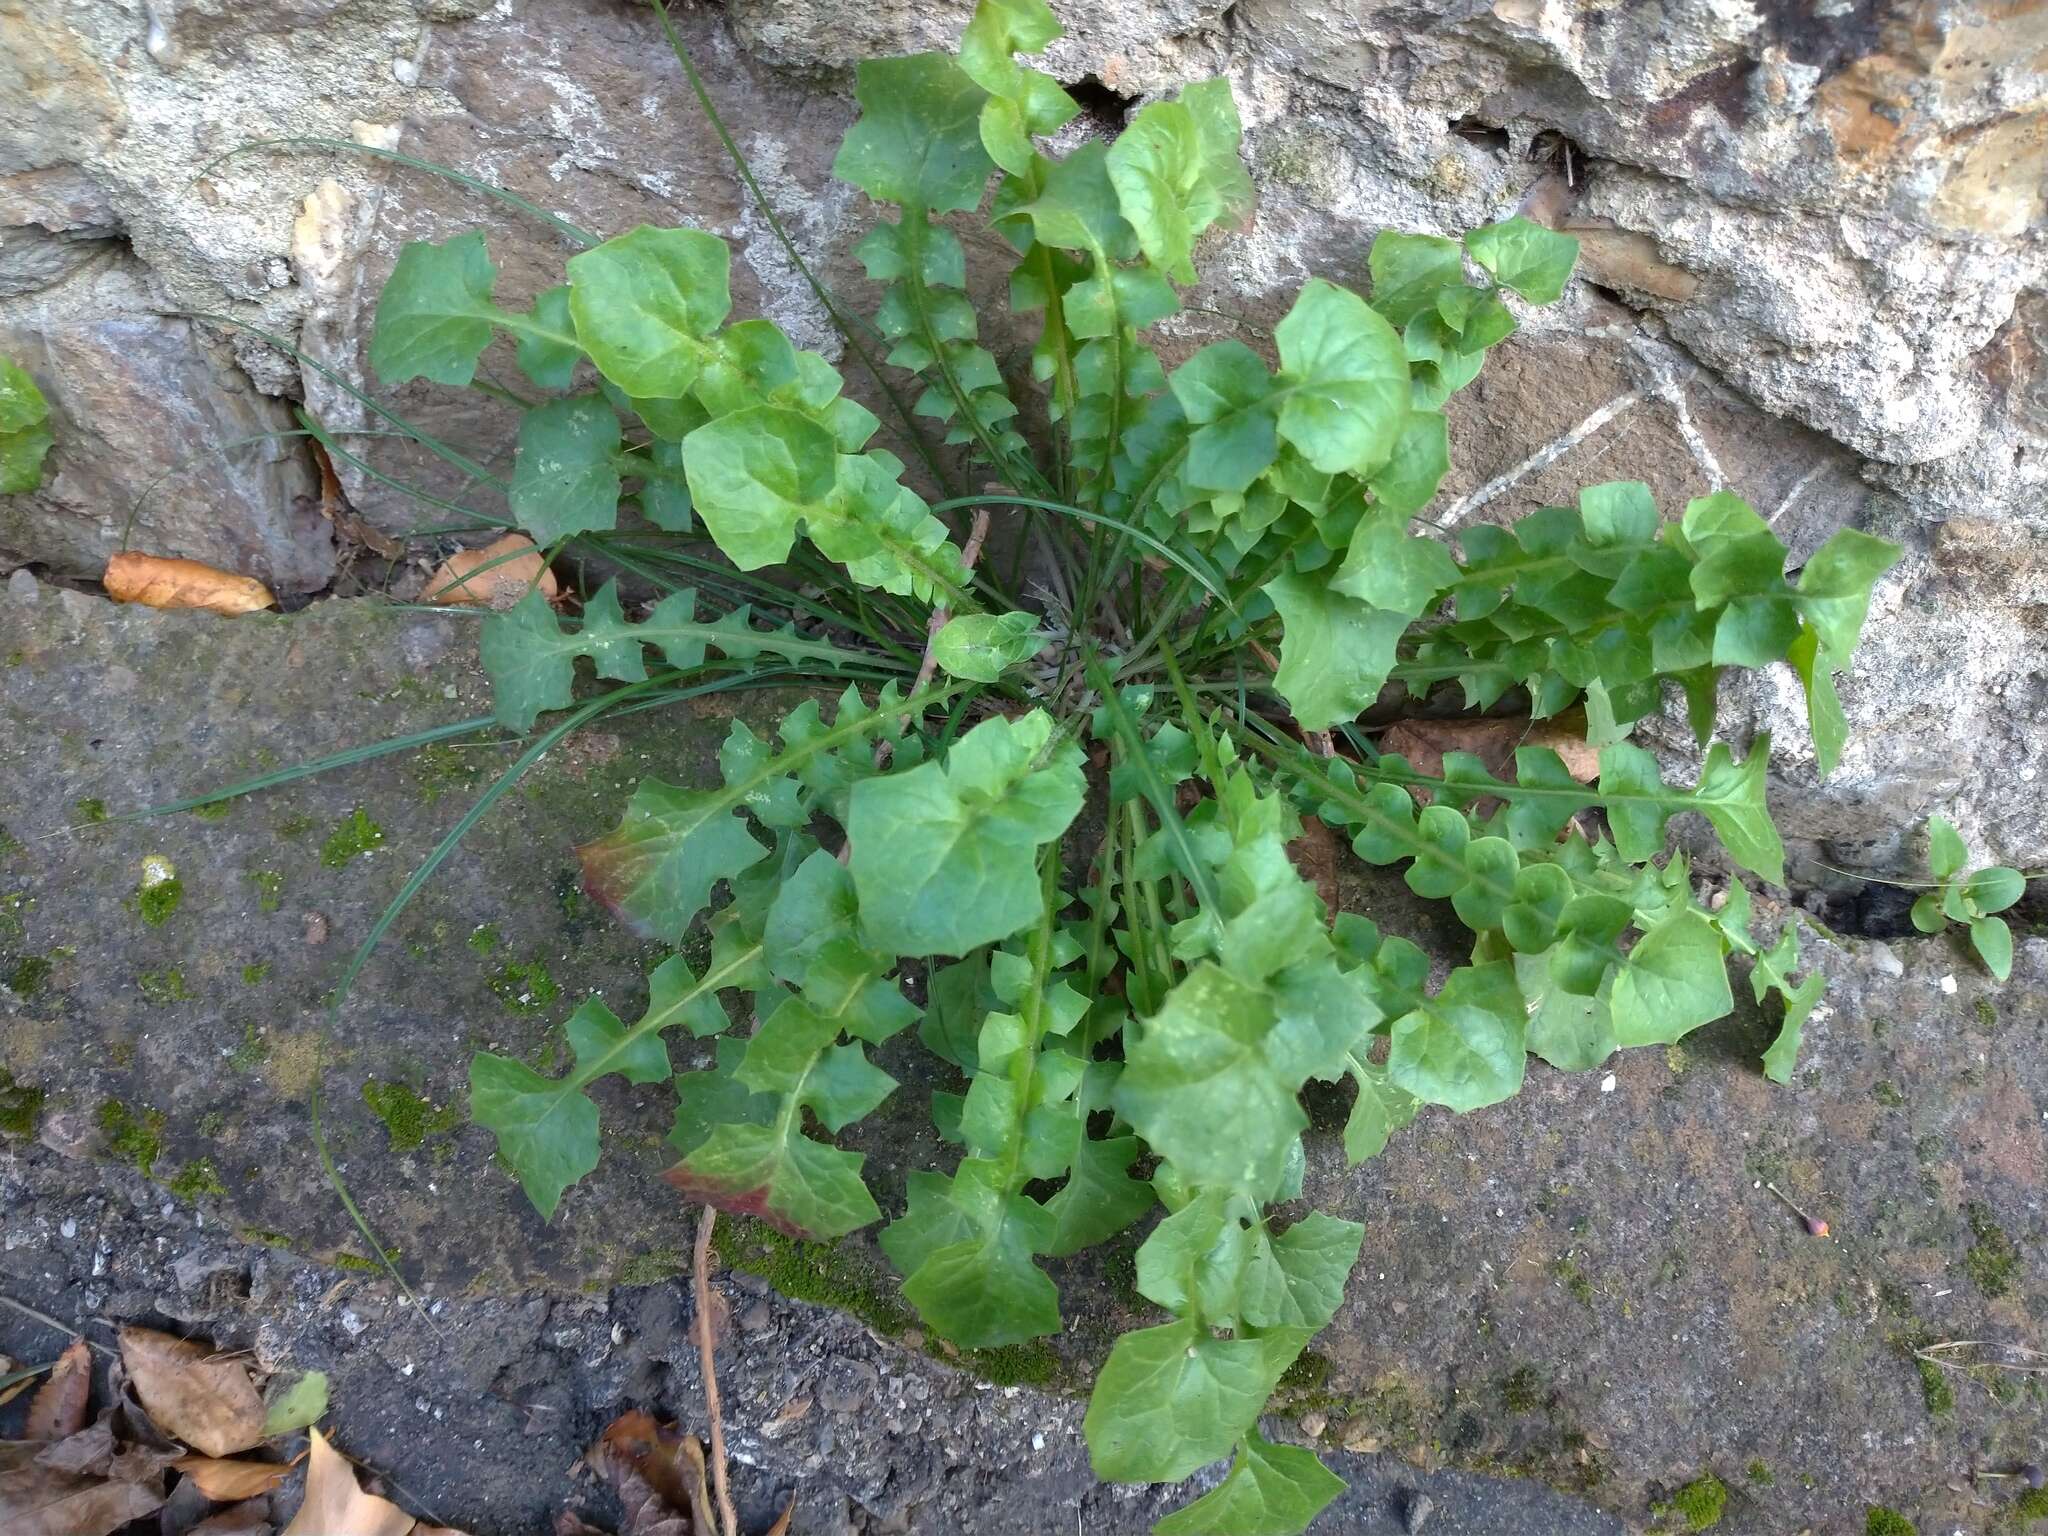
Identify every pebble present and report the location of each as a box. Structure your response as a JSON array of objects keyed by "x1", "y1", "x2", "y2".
[
  {"x1": 1299, "y1": 1410, "x2": 1327, "y2": 1438},
  {"x1": 1401, "y1": 1489, "x2": 1436, "y2": 1534},
  {"x1": 818, "y1": 1357, "x2": 878, "y2": 1414}
]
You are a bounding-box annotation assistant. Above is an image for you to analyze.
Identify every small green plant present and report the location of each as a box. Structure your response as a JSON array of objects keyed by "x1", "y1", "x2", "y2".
[
  {"x1": 1911, "y1": 815, "x2": 2025, "y2": 981},
  {"x1": 0, "y1": 355, "x2": 53, "y2": 494},
  {"x1": 318, "y1": 1, "x2": 1916, "y2": 1528}
]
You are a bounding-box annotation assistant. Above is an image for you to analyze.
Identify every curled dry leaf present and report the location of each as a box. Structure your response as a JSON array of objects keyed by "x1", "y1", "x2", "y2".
[
  {"x1": 591, "y1": 1410, "x2": 708, "y2": 1536},
  {"x1": 24, "y1": 1337, "x2": 90, "y2": 1441},
  {"x1": 173, "y1": 1453, "x2": 298, "y2": 1501},
  {"x1": 1379, "y1": 713, "x2": 1602, "y2": 814},
  {"x1": 190, "y1": 1499, "x2": 278, "y2": 1536},
  {"x1": 425, "y1": 533, "x2": 559, "y2": 609},
  {"x1": 280, "y1": 1429, "x2": 413, "y2": 1536},
  {"x1": 103, "y1": 552, "x2": 276, "y2": 616},
  {"x1": 118, "y1": 1327, "x2": 266, "y2": 1459},
  {"x1": 0, "y1": 1443, "x2": 166, "y2": 1536}
]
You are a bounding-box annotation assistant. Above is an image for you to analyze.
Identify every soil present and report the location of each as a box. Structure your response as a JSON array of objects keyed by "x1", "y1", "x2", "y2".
[{"x1": 2, "y1": 579, "x2": 2043, "y2": 1534}]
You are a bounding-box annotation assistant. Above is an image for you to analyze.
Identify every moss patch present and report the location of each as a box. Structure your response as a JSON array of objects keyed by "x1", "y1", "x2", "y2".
[
  {"x1": 96, "y1": 1100, "x2": 165, "y2": 1174},
  {"x1": 168, "y1": 1158, "x2": 226, "y2": 1201},
  {"x1": 241, "y1": 962, "x2": 270, "y2": 986},
  {"x1": 1864, "y1": 1508, "x2": 1916, "y2": 1536},
  {"x1": 73, "y1": 797, "x2": 107, "y2": 824},
  {"x1": 6, "y1": 954, "x2": 52, "y2": 996},
  {"x1": 0, "y1": 1069, "x2": 46, "y2": 1137},
  {"x1": 136, "y1": 876, "x2": 183, "y2": 926},
  {"x1": 713, "y1": 1219, "x2": 913, "y2": 1339},
  {"x1": 614, "y1": 1247, "x2": 687, "y2": 1288},
  {"x1": 467, "y1": 922, "x2": 502, "y2": 956},
  {"x1": 137, "y1": 968, "x2": 194, "y2": 1006},
  {"x1": 1872, "y1": 1080, "x2": 1904, "y2": 1108},
  {"x1": 1917, "y1": 1357, "x2": 1955, "y2": 1416},
  {"x1": 1964, "y1": 1202, "x2": 2020, "y2": 1298},
  {"x1": 249, "y1": 870, "x2": 285, "y2": 913},
  {"x1": 319, "y1": 807, "x2": 385, "y2": 868},
  {"x1": 2014, "y1": 1488, "x2": 2048, "y2": 1518},
  {"x1": 958, "y1": 1339, "x2": 1059, "y2": 1388},
  {"x1": 489, "y1": 959, "x2": 559, "y2": 1014},
  {"x1": 1499, "y1": 1363, "x2": 1545, "y2": 1414},
  {"x1": 1665, "y1": 1473, "x2": 1727, "y2": 1530},
  {"x1": 1745, "y1": 1460, "x2": 1772, "y2": 1487},
  {"x1": 361, "y1": 1079, "x2": 460, "y2": 1153}
]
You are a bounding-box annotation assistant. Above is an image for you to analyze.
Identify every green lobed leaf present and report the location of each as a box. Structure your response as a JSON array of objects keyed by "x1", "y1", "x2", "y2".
[
  {"x1": 958, "y1": 0, "x2": 1076, "y2": 173},
  {"x1": 931, "y1": 611, "x2": 1042, "y2": 683},
  {"x1": 1264, "y1": 569, "x2": 1409, "y2": 732},
  {"x1": 848, "y1": 711, "x2": 1085, "y2": 957},
  {"x1": 833, "y1": 53, "x2": 994, "y2": 213},
  {"x1": 1464, "y1": 216, "x2": 1579, "y2": 304},
  {"x1": 508, "y1": 394, "x2": 622, "y2": 542},
  {"x1": 1607, "y1": 909, "x2": 1733, "y2": 1047},
  {"x1": 1273, "y1": 278, "x2": 1409, "y2": 478},
  {"x1": 566, "y1": 226, "x2": 732, "y2": 400},
  {"x1": 0, "y1": 421, "x2": 54, "y2": 494},
  {"x1": 1794, "y1": 527, "x2": 1901, "y2": 659},
  {"x1": 1367, "y1": 231, "x2": 1464, "y2": 327},
  {"x1": 1970, "y1": 915, "x2": 2013, "y2": 981},
  {"x1": 1386, "y1": 962, "x2": 1526, "y2": 1111},
  {"x1": 1154, "y1": 1433, "x2": 1346, "y2": 1536},
  {"x1": 1083, "y1": 1317, "x2": 1312, "y2": 1483},
  {"x1": 1105, "y1": 78, "x2": 1253, "y2": 283},
  {"x1": 0, "y1": 355, "x2": 49, "y2": 433},
  {"x1": 368, "y1": 232, "x2": 501, "y2": 386}
]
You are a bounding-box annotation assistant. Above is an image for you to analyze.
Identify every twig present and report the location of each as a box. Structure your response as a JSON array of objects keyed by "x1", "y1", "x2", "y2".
[
  {"x1": 694, "y1": 1206, "x2": 738, "y2": 1536},
  {"x1": 0, "y1": 1294, "x2": 120, "y2": 1357},
  {"x1": 1763, "y1": 1181, "x2": 1830, "y2": 1237}
]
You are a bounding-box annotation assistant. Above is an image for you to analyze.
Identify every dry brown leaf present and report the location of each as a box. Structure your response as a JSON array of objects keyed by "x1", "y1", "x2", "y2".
[
  {"x1": 104, "y1": 552, "x2": 277, "y2": 615},
  {"x1": 191, "y1": 1499, "x2": 277, "y2": 1536},
  {"x1": 424, "y1": 534, "x2": 560, "y2": 609},
  {"x1": 174, "y1": 1453, "x2": 295, "y2": 1501},
  {"x1": 24, "y1": 1338, "x2": 90, "y2": 1441},
  {"x1": 280, "y1": 1429, "x2": 414, "y2": 1536},
  {"x1": 118, "y1": 1328, "x2": 266, "y2": 1459},
  {"x1": 413, "y1": 1525, "x2": 474, "y2": 1535},
  {"x1": 1286, "y1": 815, "x2": 1342, "y2": 926},
  {"x1": 0, "y1": 1456, "x2": 166, "y2": 1536},
  {"x1": 1379, "y1": 713, "x2": 1602, "y2": 798},
  {"x1": 310, "y1": 440, "x2": 404, "y2": 561},
  {"x1": 765, "y1": 1494, "x2": 796, "y2": 1536},
  {"x1": 591, "y1": 1411, "x2": 705, "y2": 1536}
]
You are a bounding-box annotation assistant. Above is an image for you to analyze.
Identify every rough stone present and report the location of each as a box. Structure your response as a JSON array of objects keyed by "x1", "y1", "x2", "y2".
[
  {"x1": 2, "y1": 581, "x2": 2043, "y2": 1535},
  {"x1": 0, "y1": 291, "x2": 331, "y2": 590}
]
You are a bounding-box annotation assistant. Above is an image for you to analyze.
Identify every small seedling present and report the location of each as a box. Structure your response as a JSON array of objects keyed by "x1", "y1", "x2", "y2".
[{"x1": 1911, "y1": 815, "x2": 2026, "y2": 982}]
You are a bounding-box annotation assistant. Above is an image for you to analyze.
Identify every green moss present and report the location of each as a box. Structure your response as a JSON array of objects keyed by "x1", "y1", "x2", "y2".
[
  {"x1": 0, "y1": 1070, "x2": 46, "y2": 1137},
  {"x1": 614, "y1": 1247, "x2": 687, "y2": 1287},
  {"x1": 319, "y1": 807, "x2": 385, "y2": 868},
  {"x1": 1499, "y1": 1363, "x2": 1545, "y2": 1414},
  {"x1": 712, "y1": 1218, "x2": 915, "y2": 1340},
  {"x1": 490, "y1": 959, "x2": 559, "y2": 1014},
  {"x1": 249, "y1": 870, "x2": 285, "y2": 913},
  {"x1": 167, "y1": 1158, "x2": 226, "y2": 1201},
  {"x1": 1278, "y1": 1350, "x2": 1331, "y2": 1395},
  {"x1": 191, "y1": 799, "x2": 232, "y2": 822},
  {"x1": 1872, "y1": 1080, "x2": 1905, "y2": 1108},
  {"x1": 332, "y1": 1250, "x2": 386, "y2": 1274},
  {"x1": 361, "y1": 1079, "x2": 459, "y2": 1153},
  {"x1": 1972, "y1": 996, "x2": 1998, "y2": 1033},
  {"x1": 1667, "y1": 1473, "x2": 1728, "y2": 1530},
  {"x1": 137, "y1": 968, "x2": 194, "y2": 1006},
  {"x1": 1964, "y1": 1201, "x2": 2020, "y2": 1298},
  {"x1": 959, "y1": 1339, "x2": 1059, "y2": 1388},
  {"x1": 2014, "y1": 1488, "x2": 2048, "y2": 1518},
  {"x1": 1551, "y1": 1257, "x2": 1596, "y2": 1306},
  {"x1": 74, "y1": 797, "x2": 107, "y2": 824},
  {"x1": 0, "y1": 890, "x2": 30, "y2": 939},
  {"x1": 1917, "y1": 1358, "x2": 1955, "y2": 1417},
  {"x1": 228, "y1": 1024, "x2": 268, "y2": 1072},
  {"x1": 413, "y1": 743, "x2": 480, "y2": 804},
  {"x1": 7, "y1": 954, "x2": 52, "y2": 996},
  {"x1": 1745, "y1": 1460, "x2": 1772, "y2": 1487},
  {"x1": 275, "y1": 814, "x2": 315, "y2": 839},
  {"x1": 136, "y1": 877, "x2": 183, "y2": 925},
  {"x1": 241, "y1": 962, "x2": 270, "y2": 985},
  {"x1": 467, "y1": 922, "x2": 502, "y2": 955},
  {"x1": 198, "y1": 1111, "x2": 227, "y2": 1137},
  {"x1": 240, "y1": 1228, "x2": 294, "y2": 1249},
  {"x1": 96, "y1": 1100, "x2": 165, "y2": 1174},
  {"x1": 1864, "y1": 1508, "x2": 1916, "y2": 1536}
]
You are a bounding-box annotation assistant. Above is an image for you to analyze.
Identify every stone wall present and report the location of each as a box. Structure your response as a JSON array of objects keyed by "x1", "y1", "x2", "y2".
[{"x1": 1, "y1": 0, "x2": 2042, "y2": 868}]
